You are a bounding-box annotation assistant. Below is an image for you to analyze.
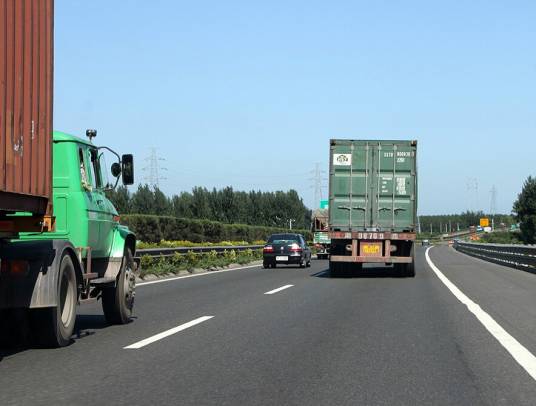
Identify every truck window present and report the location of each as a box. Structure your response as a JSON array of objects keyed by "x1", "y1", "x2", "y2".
[
  {"x1": 90, "y1": 149, "x2": 103, "y2": 188},
  {"x1": 79, "y1": 148, "x2": 92, "y2": 191}
]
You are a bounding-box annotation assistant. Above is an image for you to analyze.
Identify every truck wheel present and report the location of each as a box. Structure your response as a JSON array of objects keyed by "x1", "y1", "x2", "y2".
[
  {"x1": 102, "y1": 248, "x2": 135, "y2": 325},
  {"x1": 405, "y1": 246, "x2": 416, "y2": 277},
  {"x1": 30, "y1": 253, "x2": 78, "y2": 348}
]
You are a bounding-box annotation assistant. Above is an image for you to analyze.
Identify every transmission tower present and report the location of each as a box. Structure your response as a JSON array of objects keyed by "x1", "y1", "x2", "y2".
[
  {"x1": 142, "y1": 148, "x2": 167, "y2": 187},
  {"x1": 466, "y1": 178, "x2": 479, "y2": 212},
  {"x1": 490, "y1": 185, "x2": 497, "y2": 216},
  {"x1": 309, "y1": 163, "x2": 328, "y2": 207}
]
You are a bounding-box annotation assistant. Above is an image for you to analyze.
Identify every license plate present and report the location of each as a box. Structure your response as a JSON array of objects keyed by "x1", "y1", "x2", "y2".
[
  {"x1": 276, "y1": 256, "x2": 289, "y2": 261},
  {"x1": 360, "y1": 242, "x2": 382, "y2": 257}
]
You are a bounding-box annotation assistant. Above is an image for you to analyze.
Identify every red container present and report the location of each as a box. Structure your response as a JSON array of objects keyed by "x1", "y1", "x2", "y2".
[{"x1": 0, "y1": 0, "x2": 54, "y2": 215}]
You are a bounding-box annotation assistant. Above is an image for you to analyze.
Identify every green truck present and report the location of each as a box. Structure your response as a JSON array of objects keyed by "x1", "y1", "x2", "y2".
[
  {"x1": 328, "y1": 139, "x2": 418, "y2": 277},
  {"x1": 0, "y1": 2, "x2": 137, "y2": 347}
]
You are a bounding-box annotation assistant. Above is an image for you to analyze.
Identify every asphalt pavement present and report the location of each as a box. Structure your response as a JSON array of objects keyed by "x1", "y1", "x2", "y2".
[{"x1": 1, "y1": 246, "x2": 536, "y2": 406}]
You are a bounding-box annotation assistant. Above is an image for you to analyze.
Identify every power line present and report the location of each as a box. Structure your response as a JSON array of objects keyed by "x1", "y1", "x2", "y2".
[{"x1": 142, "y1": 148, "x2": 167, "y2": 188}]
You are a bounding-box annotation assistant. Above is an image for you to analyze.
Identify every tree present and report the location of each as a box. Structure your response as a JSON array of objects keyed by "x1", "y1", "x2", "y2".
[
  {"x1": 105, "y1": 186, "x2": 131, "y2": 214},
  {"x1": 513, "y1": 176, "x2": 536, "y2": 244},
  {"x1": 130, "y1": 184, "x2": 155, "y2": 214},
  {"x1": 191, "y1": 187, "x2": 212, "y2": 219},
  {"x1": 153, "y1": 187, "x2": 172, "y2": 215}
]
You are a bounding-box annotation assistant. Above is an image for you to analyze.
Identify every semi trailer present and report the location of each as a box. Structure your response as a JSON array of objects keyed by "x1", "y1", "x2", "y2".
[
  {"x1": 328, "y1": 139, "x2": 418, "y2": 277},
  {"x1": 0, "y1": 0, "x2": 137, "y2": 347}
]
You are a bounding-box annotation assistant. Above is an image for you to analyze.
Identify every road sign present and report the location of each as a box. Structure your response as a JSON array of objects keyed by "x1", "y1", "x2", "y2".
[
  {"x1": 320, "y1": 200, "x2": 329, "y2": 209},
  {"x1": 480, "y1": 218, "x2": 490, "y2": 227}
]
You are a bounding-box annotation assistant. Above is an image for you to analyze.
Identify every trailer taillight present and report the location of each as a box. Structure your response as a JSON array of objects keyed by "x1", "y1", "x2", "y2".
[
  {"x1": 0, "y1": 221, "x2": 14, "y2": 232},
  {"x1": 0, "y1": 260, "x2": 29, "y2": 276}
]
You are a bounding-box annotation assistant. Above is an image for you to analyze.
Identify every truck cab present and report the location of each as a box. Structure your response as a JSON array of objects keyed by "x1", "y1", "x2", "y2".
[
  {"x1": 19, "y1": 131, "x2": 136, "y2": 258},
  {"x1": 1, "y1": 130, "x2": 137, "y2": 347}
]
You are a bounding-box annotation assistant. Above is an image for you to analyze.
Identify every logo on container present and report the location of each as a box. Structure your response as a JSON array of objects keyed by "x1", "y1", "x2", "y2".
[{"x1": 333, "y1": 154, "x2": 352, "y2": 166}]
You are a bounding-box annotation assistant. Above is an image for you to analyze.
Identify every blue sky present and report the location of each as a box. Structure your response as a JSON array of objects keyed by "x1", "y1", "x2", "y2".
[{"x1": 54, "y1": 0, "x2": 535, "y2": 214}]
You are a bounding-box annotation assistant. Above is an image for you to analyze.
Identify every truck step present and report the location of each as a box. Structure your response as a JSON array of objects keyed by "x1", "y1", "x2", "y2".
[
  {"x1": 89, "y1": 277, "x2": 116, "y2": 286},
  {"x1": 83, "y1": 272, "x2": 98, "y2": 280}
]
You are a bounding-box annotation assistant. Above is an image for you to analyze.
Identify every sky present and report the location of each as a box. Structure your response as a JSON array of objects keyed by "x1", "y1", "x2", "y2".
[{"x1": 53, "y1": 0, "x2": 536, "y2": 214}]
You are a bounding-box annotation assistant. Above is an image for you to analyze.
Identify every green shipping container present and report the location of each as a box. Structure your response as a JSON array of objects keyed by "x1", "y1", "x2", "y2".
[{"x1": 329, "y1": 139, "x2": 418, "y2": 233}]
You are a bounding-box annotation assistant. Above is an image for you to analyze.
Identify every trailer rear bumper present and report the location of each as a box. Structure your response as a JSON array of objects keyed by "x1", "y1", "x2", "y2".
[{"x1": 330, "y1": 255, "x2": 413, "y2": 263}]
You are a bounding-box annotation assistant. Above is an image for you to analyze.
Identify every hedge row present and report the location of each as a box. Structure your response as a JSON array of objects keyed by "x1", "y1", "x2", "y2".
[
  {"x1": 122, "y1": 214, "x2": 312, "y2": 243},
  {"x1": 138, "y1": 249, "x2": 262, "y2": 277}
]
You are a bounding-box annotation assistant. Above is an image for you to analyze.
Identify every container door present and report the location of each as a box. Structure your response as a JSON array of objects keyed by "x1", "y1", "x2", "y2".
[
  {"x1": 370, "y1": 143, "x2": 416, "y2": 232},
  {"x1": 330, "y1": 142, "x2": 372, "y2": 230}
]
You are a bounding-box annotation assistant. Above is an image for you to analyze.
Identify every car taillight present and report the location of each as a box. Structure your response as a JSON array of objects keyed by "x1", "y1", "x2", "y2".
[
  {"x1": 290, "y1": 243, "x2": 302, "y2": 252},
  {"x1": 263, "y1": 245, "x2": 274, "y2": 253}
]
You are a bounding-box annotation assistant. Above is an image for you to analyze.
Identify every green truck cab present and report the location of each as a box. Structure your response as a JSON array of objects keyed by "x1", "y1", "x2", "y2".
[{"x1": 0, "y1": 130, "x2": 136, "y2": 347}]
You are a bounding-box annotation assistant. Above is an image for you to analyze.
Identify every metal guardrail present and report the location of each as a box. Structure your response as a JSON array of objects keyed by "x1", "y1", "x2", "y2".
[
  {"x1": 454, "y1": 241, "x2": 536, "y2": 273},
  {"x1": 135, "y1": 245, "x2": 264, "y2": 259}
]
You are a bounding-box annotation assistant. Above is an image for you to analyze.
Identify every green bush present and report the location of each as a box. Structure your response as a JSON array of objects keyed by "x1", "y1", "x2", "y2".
[
  {"x1": 479, "y1": 231, "x2": 522, "y2": 245},
  {"x1": 138, "y1": 248, "x2": 263, "y2": 277},
  {"x1": 123, "y1": 214, "x2": 312, "y2": 244},
  {"x1": 139, "y1": 255, "x2": 154, "y2": 273}
]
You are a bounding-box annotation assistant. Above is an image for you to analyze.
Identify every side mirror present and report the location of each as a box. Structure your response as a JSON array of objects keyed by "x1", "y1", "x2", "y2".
[
  {"x1": 121, "y1": 154, "x2": 134, "y2": 185},
  {"x1": 111, "y1": 162, "x2": 121, "y2": 178}
]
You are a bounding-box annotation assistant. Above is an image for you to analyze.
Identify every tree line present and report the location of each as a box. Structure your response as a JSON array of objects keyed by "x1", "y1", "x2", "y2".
[
  {"x1": 107, "y1": 185, "x2": 312, "y2": 230},
  {"x1": 420, "y1": 211, "x2": 515, "y2": 234}
]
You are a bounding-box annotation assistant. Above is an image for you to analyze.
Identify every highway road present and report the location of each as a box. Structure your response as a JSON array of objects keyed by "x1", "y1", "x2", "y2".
[{"x1": 1, "y1": 246, "x2": 536, "y2": 405}]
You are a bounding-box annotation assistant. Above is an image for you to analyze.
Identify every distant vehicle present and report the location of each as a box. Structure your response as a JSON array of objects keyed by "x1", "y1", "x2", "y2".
[
  {"x1": 484, "y1": 227, "x2": 492, "y2": 233},
  {"x1": 312, "y1": 209, "x2": 330, "y2": 259},
  {"x1": 476, "y1": 226, "x2": 484, "y2": 232},
  {"x1": 422, "y1": 239, "x2": 430, "y2": 246},
  {"x1": 263, "y1": 234, "x2": 312, "y2": 268}
]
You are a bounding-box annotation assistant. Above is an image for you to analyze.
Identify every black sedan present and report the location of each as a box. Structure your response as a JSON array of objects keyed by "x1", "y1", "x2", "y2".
[{"x1": 263, "y1": 233, "x2": 312, "y2": 268}]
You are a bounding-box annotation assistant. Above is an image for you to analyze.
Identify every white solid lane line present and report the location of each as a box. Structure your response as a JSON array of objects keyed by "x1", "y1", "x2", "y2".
[
  {"x1": 124, "y1": 316, "x2": 214, "y2": 350},
  {"x1": 265, "y1": 285, "x2": 294, "y2": 295},
  {"x1": 425, "y1": 247, "x2": 536, "y2": 382},
  {"x1": 137, "y1": 264, "x2": 262, "y2": 287}
]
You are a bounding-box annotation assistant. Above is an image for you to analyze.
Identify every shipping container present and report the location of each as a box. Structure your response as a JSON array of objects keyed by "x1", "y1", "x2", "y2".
[
  {"x1": 0, "y1": 0, "x2": 54, "y2": 214},
  {"x1": 328, "y1": 139, "x2": 418, "y2": 277},
  {"x1": 329, "y1": 139, "x2": 418, "y2": 233}
]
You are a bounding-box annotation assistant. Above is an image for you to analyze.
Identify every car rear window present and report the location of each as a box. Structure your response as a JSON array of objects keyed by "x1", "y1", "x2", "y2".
[{"x1": 268, "y1": 234, "x2": 300, "y2": 244}]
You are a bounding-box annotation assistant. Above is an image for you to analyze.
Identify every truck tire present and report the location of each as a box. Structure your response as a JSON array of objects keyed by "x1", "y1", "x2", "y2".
[
  {"x1": 102, "y1": 248, "x2": 135, "y2": 325},
  {"x1": 30, "y1": 253, "x2": 78, "y2": 348},
  {"x1": 397, "y1": 246, "x2": 416, "y2": 277},
  {"x1": 405, "y1": 246, "x2": 416, "y2": 277}
]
